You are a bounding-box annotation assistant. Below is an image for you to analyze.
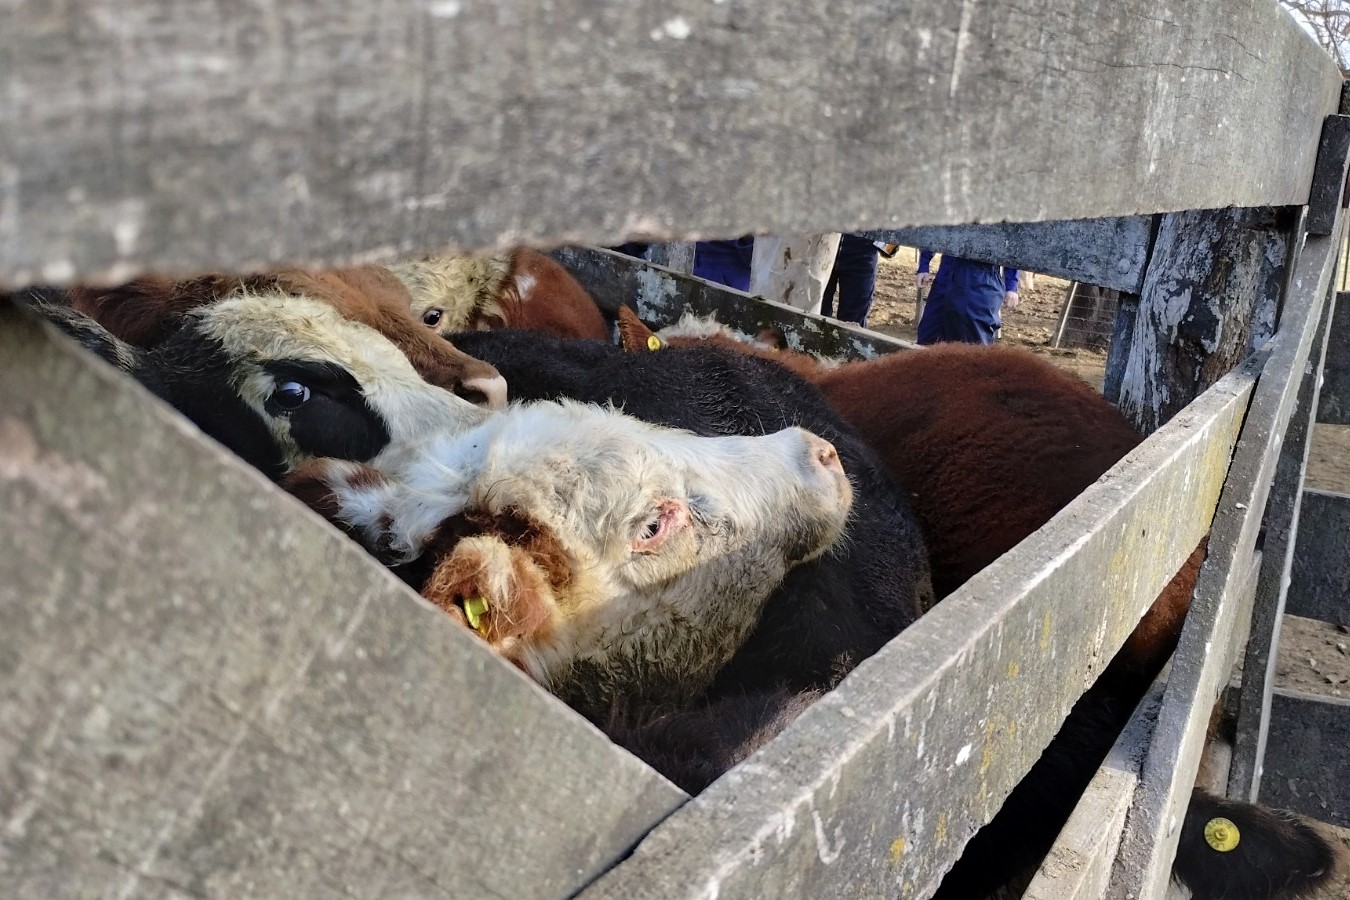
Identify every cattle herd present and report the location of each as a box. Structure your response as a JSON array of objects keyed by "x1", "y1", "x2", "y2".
[{"x1": 10, "y1": 249, "x2": 1342, "y2": 900}]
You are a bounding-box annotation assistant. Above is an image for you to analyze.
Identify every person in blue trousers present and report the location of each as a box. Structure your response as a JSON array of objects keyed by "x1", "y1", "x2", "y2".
[
  {"x1": 915, "y1": 250, "x2": 1020, "y2": 345},
  {"x1": 693, "y1": 237, "x2": 755, "y2": 292},
  {"x1": 821, "y1": 234, "x2": 882, "y2": 325}
]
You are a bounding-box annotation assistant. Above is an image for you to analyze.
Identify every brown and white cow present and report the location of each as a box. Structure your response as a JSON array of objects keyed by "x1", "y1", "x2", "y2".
[
  {"x1": 392, "y1": 249, "x2": 610, "y2": 342},
  {"x1": 286, "y1": 399, "x2": 853, "y2": 717}
]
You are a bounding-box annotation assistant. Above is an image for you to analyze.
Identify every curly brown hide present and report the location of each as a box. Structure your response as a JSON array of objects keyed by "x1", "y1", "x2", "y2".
[
  {"x1": 500, "y1": 249, "x2": 609, "y2": 341},
  {"x1": 68, "y1": 267, "x2": 503, "y2": 399},
  {"x1": 418, "y1": 507, "x2": 573, "y2": 648}
]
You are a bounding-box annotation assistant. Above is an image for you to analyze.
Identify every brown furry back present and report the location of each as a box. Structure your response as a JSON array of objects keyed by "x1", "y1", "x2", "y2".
[
  {"x1": 68, "y1": 267, "x2": 503, "y2": 399},
  {"x1": 498, "y1": 249, "x2": 609, "y2": 341},
  {"x1": 815, "y1": 344, "x2": 1145, "y2": 597}
]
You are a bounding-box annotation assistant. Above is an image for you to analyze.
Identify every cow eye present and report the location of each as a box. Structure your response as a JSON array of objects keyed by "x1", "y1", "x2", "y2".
[
  {"x1": 272, "y1": 380, "x2": 311, "y2": 411},
  {"x1": 422, "y1": 308, "x2": 444, "y2": 327}
]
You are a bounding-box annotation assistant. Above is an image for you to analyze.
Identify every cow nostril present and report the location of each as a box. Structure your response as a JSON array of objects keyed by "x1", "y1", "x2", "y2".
[{"x1": 458, "y1": 374, "x2": 509, "y2": 410}]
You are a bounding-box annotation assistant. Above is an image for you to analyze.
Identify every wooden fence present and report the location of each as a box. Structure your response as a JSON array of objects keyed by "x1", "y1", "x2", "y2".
[{"x1": 2, "y1": 1, "x2": 1348, "y2": 898}]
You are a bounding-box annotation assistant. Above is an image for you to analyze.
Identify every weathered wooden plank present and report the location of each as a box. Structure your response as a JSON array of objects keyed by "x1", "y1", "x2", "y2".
[
  {"x1": 1103, "y1": 295, "x2": 1141, "y2": 405},
  {"x1": 579, "y1": 356, "x2": 1257, "y2": 900},
  {"x1": 861, "y1": 217, "x2": 1154, "y2": 295},
  {"x1": 0, "y1": 0, "x2": 1341, "y2": 285},
  {"x1": 1117, "y1": 206, "x2": 1295, "y2": 434},
  {"x1": 1260, "y1": 689, "x2": 1350, "y2": 829},
  {"x1": 1316, "y1": 292, "x2": 1350, "y2": 425},
  {"x1": 1228, "y1": 288, "x2": 1336, "y2": 801},
  {"x1": 554, "y1": 246, "x2": 916, "y2": 359},
  {"x1": 0, "y1": 301, "x2": 685, "y2": 899},
  {"x1": 1308, "y1": 116, "x2": 1350, "y2": 236},
  {"x1": 1023, "y1": 683, "x2": 1164, "y2": 900},
  {"x1": 1286, "y1": 488, "x2": 1350, "y2": 626},
  {"x1": 1108, "y1": 219, "x2": 1345, "y2": 900},
  {"x1": 646, "y1": 243, "x2": 695, "y2": 275},
  {"x1": 747, "y1": 233, "x2": 840, "y2": 314}
]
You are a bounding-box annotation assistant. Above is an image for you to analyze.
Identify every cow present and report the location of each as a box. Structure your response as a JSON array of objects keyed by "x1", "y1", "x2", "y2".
[
  {"x1": 392, "y1": 248, "x2": 611, "y2": 342},
  {"x1": 65, "y1": 267, "x2": 508, "y2": 409},
  {"x1": 611, "y1": 308, "x2": 1338, "y2": 900},
  {"x1": 444, "y1": 329, "x2": 936, "y2": 696},
  {"x1": 285, "y1": 399, "x2": 854, "y2": 719},
  {"x1": 18, "y1": 290, "x2": 491, "y2": 481}
]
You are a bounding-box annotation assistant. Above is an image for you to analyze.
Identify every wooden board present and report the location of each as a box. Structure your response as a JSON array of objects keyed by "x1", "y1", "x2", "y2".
[
  {"x1": 1023, "y1": 682, "x2": 1164, "y2": 900},
  {"x1": 1316, "y1": 291, "x2": 1350, "y2": 425},
  {"x1": 1286, "y1": 488, "x2": 1350, "y2": 627},
  {"x1": 861, "y1": 217, "x2": 1154, "y2": 294},
  {"x1": 1260, "y1": 689, "x2": 1350, "y2": 829},
  {"x1": 0, "y1": 0, "x2": 1341, "y2": 286},
  {"x1": 554, "y1": 246, "x2": 916, "y2": 359},
  {"x1": 1116, "y1": 207, "x2": 1294, "y2": 434},
  {"x1": 1228, "y1": 291, "x2": 1336, "y2": 801},
  {"x1": 0, "y1": 301, "x2": 686, "y2": 899},
  {"x1": 1108, "y1": 220, "x2": 1345, "y2": 900},
  {"x1": 579, "y1": 359, "x2": 1256, "y2": 900}
]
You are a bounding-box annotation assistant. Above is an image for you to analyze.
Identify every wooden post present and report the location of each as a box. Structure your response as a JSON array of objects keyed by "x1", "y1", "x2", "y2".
[
  {"x1": 747, "y1": 234, "x2": 841, "y2": 314},
  {"x1": 646, "y1": 242, "x2": 695, "y2": 274},
  {"x1": 1116, "y1": 207, "x2": 1295, "y2": 434}
]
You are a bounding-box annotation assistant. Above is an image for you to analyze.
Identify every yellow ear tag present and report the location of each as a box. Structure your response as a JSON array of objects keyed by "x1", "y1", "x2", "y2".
[
  {"x1": 463, "y1": 597, "x2": 490, "y2": 632},
  {"x1": 647, "y1": 335, "x2": 662, "y2": 351},
  {"x1": 1204, "y1": 817, "x2": 1240, "y2": 852}
]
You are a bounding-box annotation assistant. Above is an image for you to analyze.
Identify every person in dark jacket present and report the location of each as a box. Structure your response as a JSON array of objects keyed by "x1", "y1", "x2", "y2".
[
  {"x1": 916, "y1": 250, "x2": 1020, "y2": 345},
  {"x1": 693, "y1": 237, "x2": 755, "y2": 292},
  {"x1": 821, "y1": 234, "x2": 882, "y2": 326}
]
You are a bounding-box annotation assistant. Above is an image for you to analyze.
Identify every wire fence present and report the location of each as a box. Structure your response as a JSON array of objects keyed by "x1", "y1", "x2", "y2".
[{"x1": 1052, "y1": 282, "x2": 1120, "y2": 350}]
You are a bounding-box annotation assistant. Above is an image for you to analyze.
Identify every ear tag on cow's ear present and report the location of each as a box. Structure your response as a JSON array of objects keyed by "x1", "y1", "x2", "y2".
[
  {"x1": 1203, "y1": 817, "x2": 1240, "y2": 852},
  {"x1": 647, "y1": 335, "x2": 662, "y2": 351},
  {"x1": 463, "y1": 597, "x2": 490, "y2": 632}
]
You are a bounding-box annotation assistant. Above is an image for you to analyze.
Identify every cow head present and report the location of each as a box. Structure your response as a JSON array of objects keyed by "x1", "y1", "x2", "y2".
[{"x1": 290, "y1": 400, "x2": 853, "y2": 713}]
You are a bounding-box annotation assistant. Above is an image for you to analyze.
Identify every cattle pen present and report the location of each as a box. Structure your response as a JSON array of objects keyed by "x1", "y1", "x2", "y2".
[{"x1": 2, "y1": 2, "x2": 1349, "y2": 899}]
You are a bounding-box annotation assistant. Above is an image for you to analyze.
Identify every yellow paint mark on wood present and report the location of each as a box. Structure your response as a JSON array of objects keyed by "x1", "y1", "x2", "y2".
[
  {"x1": 1040, "y1": 611, "x2": 1053, "y2": 652},
  {"x1": 1007, "y1": 661, "x2": 1020, "y2": 678},
  {"x1": 935, "y1": 813, "x2": 948, "y2": 846},
  {"x1": 889, "y1": 837, "x2": 907, "y2": 863}
]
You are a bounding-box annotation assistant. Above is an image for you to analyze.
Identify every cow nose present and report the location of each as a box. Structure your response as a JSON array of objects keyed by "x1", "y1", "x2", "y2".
[
  {"x1": 457, "y1": 373, "x2": 509, "y2": 410},
  {"x1": 804, "y1": 432, "x2": 844, "y2": 476}
]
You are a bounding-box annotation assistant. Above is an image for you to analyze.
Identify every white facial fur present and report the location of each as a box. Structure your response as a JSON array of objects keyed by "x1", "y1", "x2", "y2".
[
  {"x1": 321, "y1": 400, "x2": 853, "y2": 706},
  {"x1": 195, "y1": 290, "x2": 491, "y2": 470}
]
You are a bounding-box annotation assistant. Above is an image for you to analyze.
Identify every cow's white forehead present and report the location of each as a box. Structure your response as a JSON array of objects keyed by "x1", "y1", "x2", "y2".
[{"x1": 193, "y1": 290, "x2": 422, "y2": 389}]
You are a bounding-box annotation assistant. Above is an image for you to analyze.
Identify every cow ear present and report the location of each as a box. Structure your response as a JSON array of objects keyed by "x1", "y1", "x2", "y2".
[
  {"x1": 616, "y1": 305, "x2": 660, "y2": 352},
  {"x1": 422, "y1": 535, "x2": 556, "y2": 651}
]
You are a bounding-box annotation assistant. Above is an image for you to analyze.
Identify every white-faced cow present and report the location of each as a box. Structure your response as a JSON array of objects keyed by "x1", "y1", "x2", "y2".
[{"x1": 287, "y1": 399, "x2": 853, "y2": 717}]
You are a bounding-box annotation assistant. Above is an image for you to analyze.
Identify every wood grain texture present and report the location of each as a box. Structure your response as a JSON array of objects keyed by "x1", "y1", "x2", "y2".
[
  {"x1": 1116, "y1": 207, "x2": 1293, "y2": 434},
  {"x1": 554, "y1": 246, "x2": 916, "y2": 359},
  {"x1": 1227, "y1": 291, "x2": 1333, "y2": 802},
  {"x1": 1109, "y1": 221, "x2": 1344, "y2": 900},
  {"x1": 579, "y1": 360, "x2": 1255, "y2": 900},
  {"x1": 1316, "y1": 291, "x2": 1350, "y2": 425},
  {"x1": 862, "y1": 217, "x2": 1154, "y2": 294},
  {"x1": 1023, "y1": 683, "x2": 1164, "y2": 900},
  {"x1": 0, "y1": 0, "x2": 1340, "y2": 285},
  {"x1": 1286, "y1": 488, "x2": 1350, "y2": 627},
  {"x1": 0, "y1": 301, "x2": 685, "y2": 899}
]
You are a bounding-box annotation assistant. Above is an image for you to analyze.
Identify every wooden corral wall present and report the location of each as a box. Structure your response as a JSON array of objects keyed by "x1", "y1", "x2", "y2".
[{"x1": 2, "y1": 2, "x2": 1348, "y2": 899}]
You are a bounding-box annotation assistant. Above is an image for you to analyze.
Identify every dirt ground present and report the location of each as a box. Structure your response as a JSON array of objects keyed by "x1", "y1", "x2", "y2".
[{"x1": 867, "y1": 251, "x2": 1350, "y2": 895}]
